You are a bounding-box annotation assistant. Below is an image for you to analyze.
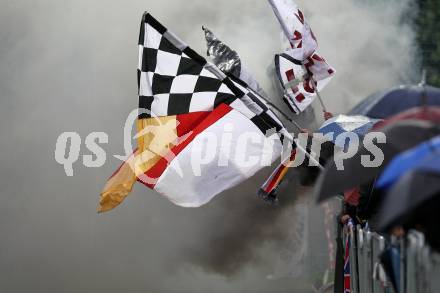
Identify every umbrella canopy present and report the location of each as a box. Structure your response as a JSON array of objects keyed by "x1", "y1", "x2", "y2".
[
  {"x1": 315, "y1": 120, "x2": 440, "y2": 202},
  {"x1": 372, "y1": 106, "x2": 440, "y2": 130},
  {"x1": 376, "y1": 136, "x2": 440, "y2": 189},
  {"x1": 318, "y1": 114, "x2": 379, "y2": 150},
  {"x1": 349, "y1": 85, "x2": 440, "y2": 119},
  {"x1": 377, "y1": 171, "x2": 440, "y2": 234},
  {"x1": 379, "y1": 246, "x2": 401, "y2": 293}
]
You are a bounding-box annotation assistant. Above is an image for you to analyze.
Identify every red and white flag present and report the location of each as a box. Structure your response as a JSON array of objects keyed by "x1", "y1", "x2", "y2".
[{"x1": 268, "y1": 0, "x2": 335, "y2": 113}]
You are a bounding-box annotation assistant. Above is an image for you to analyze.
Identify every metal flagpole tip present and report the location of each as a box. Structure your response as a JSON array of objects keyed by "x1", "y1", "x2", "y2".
[{"x1": 202, "y1": 26, "x2": 216, "y2": 43}]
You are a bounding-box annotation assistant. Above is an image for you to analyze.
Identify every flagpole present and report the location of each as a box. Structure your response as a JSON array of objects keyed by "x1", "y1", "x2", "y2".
[
  {"x1": 255, "y1": 96, "x2": 324, "y2": 169},
  {"x1": 252, "y1": 92, "x2": 326, "y2": 172},
  {"x1": 313, "y1": 80, "x2": 328, "y2": 113},
  {"x1": 315, "y1": 89, "x2": 327, "y2": 112},
  {"x1": 295, "y1": 142, "x2": 324, "y2": 170},
  {"x1": 271, "y1": 104, "x2": 303, "y2": 131},
  {"x1": 256, "y1": 97, "x2": 303, "y2": 132}
]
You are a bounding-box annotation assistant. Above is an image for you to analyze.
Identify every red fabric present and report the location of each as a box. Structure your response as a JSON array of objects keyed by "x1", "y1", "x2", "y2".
[
  {"x1": 295, "y1": 93, "x2": 305, "y2": 102},
  {"x1": 312, "y1": 54, "x2": 323, "y2": 61},
  {"x1": 344, "y1": 187, "x2": 361, "y2": 206},
  {"x1": 176, "y1": 111, "x2": 210, "y2": 137},
  {"x1": 285, "y1": 69, "x2": 295, "y2": 81},
  {"x1": 140, "y1": 103, "x2": 233, "y2": 188},
  {"x1": 265, "y1": 164, "x2": 288, "y2": 192},
  {"x1": 295, "y1": 10, "x2": 305, "y2": 24},
  {"x1": 344, "y1": 235, "x2": 352, "y2": 293},
  {"x1": 285, "y1": 69, "x2": 301, "y2": 96},
  {"x1": 262, "y1": 150, "x2": 297, "y2": 193},
  {"x1": 303, "y1": 80, "x2": 314, "y2": 93},
  {"x1": 108, "y1": 148, "x2": 138, "y2": 180},
  {"x1": 304, "y1": 57, "x2": 314, "y2": 72}
]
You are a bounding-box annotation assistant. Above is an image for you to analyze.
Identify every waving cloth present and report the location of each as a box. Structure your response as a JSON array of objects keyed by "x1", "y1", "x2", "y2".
[
  {"x1": 99, "y1": 13, "x2": 292, "y2": 212},
  {"x1": 268, "y1": 0, "x2": 335, "y2": 113}
]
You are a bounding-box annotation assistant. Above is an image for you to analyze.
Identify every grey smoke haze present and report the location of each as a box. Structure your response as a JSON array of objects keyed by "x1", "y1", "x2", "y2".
[{"x1": 0, "y1": 0, "x2": 417, "y2": 292}]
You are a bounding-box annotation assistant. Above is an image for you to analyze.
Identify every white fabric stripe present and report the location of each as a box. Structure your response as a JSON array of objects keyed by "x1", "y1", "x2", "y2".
[
  {"x1": 150, "y1": 94, "x2": 170, "y2": 117},
  {"x1": 267, "y1": 0, "x2": 297, "y2": 47},
  {"x1": 203, "y1": 62, "x2": 227, "y2": 80},
  {"x1": 145, "y1": 23, "x2": 162, "y2": 49},
  {"x1": 240, "y1": 95, "x2": 264, "y2": 115},
  {"x1": 170, "y1": 74, "x2": 198, "y2": 94},
  {"x1": 139, "y1": 72, "x2": 153, "y2": 96},
  {"x1": 218, "y1": 83, "x2": 234, "y2": 95},
  {"x1": 138, "y1": 45, "x2": 143, "y2": 70},
  {"x1": 189, "y1": 92, "x2": 216, "y2": 112},
  {"x1": 155, "y1": 50, "x2": 181, "y2": 76},
  {"x1": 199, "y1": 68, "x2": 218, "y2": 79},
  {"x1": 154, "y1": 109, "x2": 282, "y2": 207},
  {"x1": 229, "y1": 99, "x2": 257, "y2": 119}
]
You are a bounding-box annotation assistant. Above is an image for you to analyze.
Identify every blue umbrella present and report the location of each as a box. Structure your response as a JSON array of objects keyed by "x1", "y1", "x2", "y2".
[
  {"x1": 376, "y1": 135, "x2": 440, "y2": 189},
  {"x1": 318, "y1": 114, "x2": 379, "y2": 150},
  {"x1": 349, "y1": 85, "x2": 440, "y2": 119}
]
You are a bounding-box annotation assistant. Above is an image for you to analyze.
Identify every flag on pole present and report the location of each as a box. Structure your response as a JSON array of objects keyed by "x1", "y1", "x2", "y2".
[
  {"x1": 268, "y1": 0, "x2": 335, "y2": 113},
  {"x1": 343, "y1": 220, "x2": 353, "y2": 293},
  {"x1": 202, "y1": 27, "x2": 289, "y2": 136},
  {"x1": 203, "y1": 26, "x2": 267, "y2": 97},
  {"x1": 268, "y1": 0, "x2": 317, "y2": 60},
  {"x1": 99, "y1": 13, "x2": 292, "y2": 212},
  {"x1": 275, "y1": 52, "x2": 334, "y2": 113},
  {"x1": 258, "y1": 150, "x2": 296, "y2": 202},
  {"x1": 201, "y1": 27, "x2": 312, "y2": 203}
]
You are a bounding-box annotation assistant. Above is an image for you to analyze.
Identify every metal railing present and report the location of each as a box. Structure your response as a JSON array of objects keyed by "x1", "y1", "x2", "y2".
[{"x1": 343, "y1": 225, "x2": 440, "y2": 293}]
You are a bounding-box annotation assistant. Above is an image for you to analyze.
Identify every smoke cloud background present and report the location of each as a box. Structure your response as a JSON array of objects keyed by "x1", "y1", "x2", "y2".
[{"x1": 0, "y1": 0, "x2": 417, "y2": 292}]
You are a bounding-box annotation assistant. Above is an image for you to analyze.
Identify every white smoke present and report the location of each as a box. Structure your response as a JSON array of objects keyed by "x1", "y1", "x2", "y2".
[
  {"x1": 144, "y1": 0, "x2": 417, "y2": 127},
  {"x1": 0, "y1": 0, "x2": 417, "y2": 292}
]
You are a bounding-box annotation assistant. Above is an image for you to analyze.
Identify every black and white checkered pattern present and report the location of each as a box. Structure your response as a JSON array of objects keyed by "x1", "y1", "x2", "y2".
[
  {"x1": 228, "y1": 75, "x2": 287, "y2": 136},
  {"x1": 137, "y1": 13, "x2": 289, "y2": 138},
  {"x1": 138, "y1": 13, "x2": 239, "y2": 118}
]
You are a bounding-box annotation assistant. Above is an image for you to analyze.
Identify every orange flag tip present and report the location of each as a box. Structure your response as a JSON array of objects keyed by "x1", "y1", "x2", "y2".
[
  {"x1": 98, "y1": 152, "x2": 138, "y2": 213},
  {"x1": 97, "y1": 204, "x2": 111, "y2": 214},
  {"x1": 98, "y1": 190, "x2": 127, "y2": 214}
]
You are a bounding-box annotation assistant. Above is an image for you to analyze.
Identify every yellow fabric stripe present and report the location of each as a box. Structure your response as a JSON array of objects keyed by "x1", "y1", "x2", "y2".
[
  {"x1": 135, "y1": 116, "x2": 177, "y2": 176},
  {"x1": 98, "y1": 116, "x2": 177, "y2": 213}
]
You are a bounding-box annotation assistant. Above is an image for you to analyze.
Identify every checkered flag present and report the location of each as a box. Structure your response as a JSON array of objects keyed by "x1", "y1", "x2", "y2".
[
  {"x1": 137, "y1": 13, "x2": 287, "y2": 136},
  {"x1": 99, "y1": 12, "x2": 295, "y2": 212},
  {"x1": 138, "y1": 13, "x2": 241, "y2": 118},
  {"x1": 228, "y1": 74, "x2": 289, "y2": 138}
]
